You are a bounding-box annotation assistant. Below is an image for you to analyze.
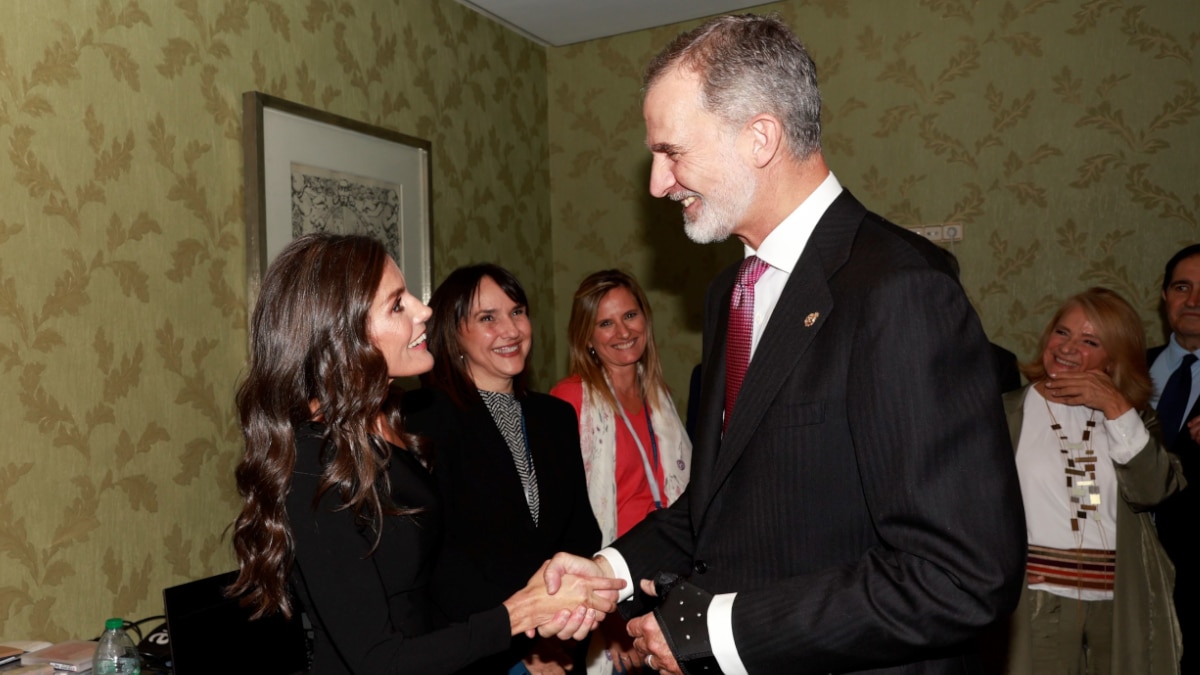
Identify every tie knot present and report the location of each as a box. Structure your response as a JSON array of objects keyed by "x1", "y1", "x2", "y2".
[
  {"x1": 1184, "y1": 353, "x2": 1198, "y2": 367},
  {"x1": 737, "y1": 255, "x2": 769, "y2": 287}
]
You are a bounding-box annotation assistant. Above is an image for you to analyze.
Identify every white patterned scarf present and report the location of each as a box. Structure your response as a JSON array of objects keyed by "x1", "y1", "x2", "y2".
[
  {"x1": 580, "y1": 379, "x2": 691, "y2": 675},
  {"x1": 577, "y1": 380, "x2": 691, "y2": 547}
]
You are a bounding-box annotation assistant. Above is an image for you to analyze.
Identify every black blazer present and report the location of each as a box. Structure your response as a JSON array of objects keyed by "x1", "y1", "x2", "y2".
[
  {"x1": 613, "y1": 190, "x2": 1027, "y2": 674},
  {"x1": 287, "y1": 423, "x2": 512, "y2": 675},
  {"x1": 403, "y1": 388, "x2": 601, "y2": 672}
]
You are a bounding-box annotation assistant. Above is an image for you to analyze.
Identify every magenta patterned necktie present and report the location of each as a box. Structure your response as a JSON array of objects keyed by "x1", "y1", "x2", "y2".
[{"x1": 724, "y1": 256, "x2": 769, "y2": 430}]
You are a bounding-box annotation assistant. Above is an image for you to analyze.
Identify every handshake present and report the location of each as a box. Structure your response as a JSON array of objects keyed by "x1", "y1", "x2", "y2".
[
  {"x1": 502, "y1": 552, "x2": 623, "y2": 641},
  {"x1": 503, "y1": 553, "x2": 696, "y2": 675}
]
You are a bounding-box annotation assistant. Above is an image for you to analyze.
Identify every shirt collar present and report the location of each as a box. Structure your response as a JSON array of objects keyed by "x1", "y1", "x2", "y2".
[
  {"x1": 746, "y1": 172, "x2": 843, "y2": 273},
  {"x1": 1168, "y1": 333, "x2": 1200, "y2": 359}
]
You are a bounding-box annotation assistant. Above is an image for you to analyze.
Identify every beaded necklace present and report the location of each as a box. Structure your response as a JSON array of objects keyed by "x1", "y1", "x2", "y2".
[{"x1": 1043, "y1": 398, "x2": 1107, "y2": 549}]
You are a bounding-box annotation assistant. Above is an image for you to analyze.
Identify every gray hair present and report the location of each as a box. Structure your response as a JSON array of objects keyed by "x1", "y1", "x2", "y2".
[{"x1": 644, "y1": 14, "x2": 822, "y2": 160}]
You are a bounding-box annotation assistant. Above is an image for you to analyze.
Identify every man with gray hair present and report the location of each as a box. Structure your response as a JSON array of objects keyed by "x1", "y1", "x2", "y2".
[{"x1": 545, "y1": 14, "x2": 1025, "y2": 674}]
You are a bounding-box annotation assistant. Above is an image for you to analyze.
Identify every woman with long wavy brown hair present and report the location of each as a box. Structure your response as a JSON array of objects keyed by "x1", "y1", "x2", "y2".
[{"x1": 228, "y1": 234, "x2": 619, "y2": 675}]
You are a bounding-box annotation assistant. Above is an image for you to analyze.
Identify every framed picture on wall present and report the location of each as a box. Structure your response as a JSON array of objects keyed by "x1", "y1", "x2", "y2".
[{"x1": 242, "y1": 91, "x2": 433, "y2": 311}]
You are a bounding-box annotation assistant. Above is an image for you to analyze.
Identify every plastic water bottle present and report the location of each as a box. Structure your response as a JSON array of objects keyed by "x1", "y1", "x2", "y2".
[{"x1": 93, "y1": 618, "x2": 141, "y2": 675}]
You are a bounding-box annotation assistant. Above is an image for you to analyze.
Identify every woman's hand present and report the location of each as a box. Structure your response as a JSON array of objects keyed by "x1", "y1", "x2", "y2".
[
  {"x1": 1043, "y1": 371, "x2": 1132, "y2": 420},
  {"x1": 504, "y1": 561, "x2": 626, "y2": 637},
  {"x1": 534, "y1": 553, "x2": 624, "y2": 640}
]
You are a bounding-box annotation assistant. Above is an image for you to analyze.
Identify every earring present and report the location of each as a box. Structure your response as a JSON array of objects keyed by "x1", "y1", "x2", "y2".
[{"x1": 588, "y1": 346, "x2": 596, "y2": 357}]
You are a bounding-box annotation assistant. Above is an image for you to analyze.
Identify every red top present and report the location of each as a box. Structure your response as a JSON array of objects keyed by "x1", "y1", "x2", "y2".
[{"x1": 550, "y1": 375, "x2": 665, "y2": 537}]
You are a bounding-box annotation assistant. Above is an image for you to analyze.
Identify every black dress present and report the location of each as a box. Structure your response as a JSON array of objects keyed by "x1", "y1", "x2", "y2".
[{"x1": 287, "y1": 423, "x2": 511, "y2": 675}]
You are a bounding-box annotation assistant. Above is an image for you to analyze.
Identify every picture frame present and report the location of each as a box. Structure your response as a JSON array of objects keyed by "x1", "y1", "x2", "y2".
[{"x1": 242, "y1": 91, "x2": 433, "y2": 312}]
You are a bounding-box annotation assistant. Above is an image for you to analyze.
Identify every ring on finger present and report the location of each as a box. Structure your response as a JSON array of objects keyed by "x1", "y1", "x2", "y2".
[{"x1": 646, "y1": 654, "x2": 655, "y2": 670}]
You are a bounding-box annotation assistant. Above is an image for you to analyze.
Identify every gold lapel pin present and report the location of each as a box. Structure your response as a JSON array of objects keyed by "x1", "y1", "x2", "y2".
[{"x1": 804, "y1": 312, "x2": 819, "y2": 327}]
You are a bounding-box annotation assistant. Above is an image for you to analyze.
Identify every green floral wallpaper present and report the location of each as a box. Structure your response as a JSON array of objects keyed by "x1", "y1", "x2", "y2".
[
  {"x1": 0, "y1": 0, "x2": 549, "y2": 641},
  {"x1": 547, "y1": 0, "x2": 1198, "y2": 395},
  {"x1": 0, "y1": 0, "x2": 1196, "y2": 645}
]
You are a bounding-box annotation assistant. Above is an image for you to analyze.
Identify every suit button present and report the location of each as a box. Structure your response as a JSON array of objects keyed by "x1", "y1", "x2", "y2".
[{"x1": 693, "y1": 560, "x2": 708, "y2": 574}]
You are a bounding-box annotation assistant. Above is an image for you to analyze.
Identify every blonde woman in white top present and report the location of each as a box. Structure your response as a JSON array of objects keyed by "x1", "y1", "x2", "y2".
[{"x1": 989, "y1": 287, "x2": 1183, "y2": 675}]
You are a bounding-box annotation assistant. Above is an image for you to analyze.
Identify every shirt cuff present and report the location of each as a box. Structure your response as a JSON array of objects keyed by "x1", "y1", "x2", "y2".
[
  {"x1": 1104, "y1": 407, "x2": 1150, "y2": 465},
  {"x1": 709, "y1": 592, "x2": 748, "y2": 675},
  {"x1": 596, "y1": 547, "x2": 635, "y2": 603}
]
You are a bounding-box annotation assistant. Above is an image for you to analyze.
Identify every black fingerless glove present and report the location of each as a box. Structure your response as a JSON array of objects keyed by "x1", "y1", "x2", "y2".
[{"x1": 651, "y1": 572, "x2": 723, "y2": 674}]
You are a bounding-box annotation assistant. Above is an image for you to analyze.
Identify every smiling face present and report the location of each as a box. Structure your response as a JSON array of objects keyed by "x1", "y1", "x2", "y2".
[
  {"x1": 1041, "y1": 305, "x2": 1112, "y2": 377},
  {"x1": 589, "y1": 287, "x2": 647, "y2": 373},
  {"x1": 1163, "y1": 254, "x2": 1200, "y2": 351},
  {"x1": 367, "y1": 258, "x2": 433, "y2": 380},
  {"x1": 457, "y1": 275, "x2": 532, "y2": 393},
  {"x1": 644, "y1": 67, "x2": 757, "y2": 244}
]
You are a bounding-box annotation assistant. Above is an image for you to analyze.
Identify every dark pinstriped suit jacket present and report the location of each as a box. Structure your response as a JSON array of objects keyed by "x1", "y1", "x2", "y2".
[{"x1": 612, "y1": 190, "x2": 1027, "y2": 674}]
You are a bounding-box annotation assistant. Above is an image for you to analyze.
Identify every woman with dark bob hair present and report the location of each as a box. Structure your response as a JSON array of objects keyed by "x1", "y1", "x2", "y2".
[
  {"x1": 229, "y1": 236, "x2": 619, "y2": 675},
  {"x1": 986, "y1": 287, "x2": 1183, "y2": 675},
  {"x1": 404, "y1": 263, "x2": 603, "y2": 674},
  {"x1": 550, "y1": 270, "x2": 691, "y2": 675}
]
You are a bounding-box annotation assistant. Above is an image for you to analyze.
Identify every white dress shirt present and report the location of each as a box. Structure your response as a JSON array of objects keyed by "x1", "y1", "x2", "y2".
[
  {"x1": 745, "y1": 172, "x2": 843, "y2": 357},
  {"x1": 1149, "y1": 334, "x2": 1200, "y2": 433},
  {"x1": 599, "y1": 171, "x2": 844, "y2": 675}
]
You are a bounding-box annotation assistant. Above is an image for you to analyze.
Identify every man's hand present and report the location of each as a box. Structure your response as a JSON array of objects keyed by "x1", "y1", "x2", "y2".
[
  {"x1": 532, "y1": 553, "x2": 623, "y2": 641},
  {"x1": 507, "y1": 561, "x2": 625, "y2": 640},
  {"x1": 626, "y1": 579, "x2": 682, "y2": 675},
  {"x1": 544, "y1": 552, "x2": 616, "y2": 594},
  {"x1": 1186, "y1": 414, "x2": 1200, "y2": 444}
]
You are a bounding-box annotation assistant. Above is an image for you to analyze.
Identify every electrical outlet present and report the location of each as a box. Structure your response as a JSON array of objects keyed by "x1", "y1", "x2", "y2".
[
  {"x1": 942, "y1": 223, "x2": 964, "y2": 241},
  {"x1": 922, "y1": 226, "x2": 943, "y2": 241}
]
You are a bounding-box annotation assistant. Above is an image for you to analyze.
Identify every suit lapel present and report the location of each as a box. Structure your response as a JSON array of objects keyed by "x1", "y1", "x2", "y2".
[
  {"x1": 521, "y1": 397, "x2": 554, "y2": 532},
  {"x1": 696, "y1": 191, "x2": 865, "y2": 521},
  {"x1": 708, "y1": 258, "x2": 833, "y2": 491},
  {"x1": 468, "y1": 398, "x2": 537, "y2": 527}
]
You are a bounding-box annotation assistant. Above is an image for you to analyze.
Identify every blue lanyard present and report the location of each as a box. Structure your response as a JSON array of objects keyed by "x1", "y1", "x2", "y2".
[{"x1": 643, "y1": 401, "x2": 659, "y2": 473}]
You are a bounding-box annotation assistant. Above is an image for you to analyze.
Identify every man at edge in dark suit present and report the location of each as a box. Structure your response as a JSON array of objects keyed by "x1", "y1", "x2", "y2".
[
  {"x1": 543, "y1": 15, "x2": 1026, "y2": 674},
  {"x1": 1149, "y1": 243, "x2": 1200, "y2": 675}
]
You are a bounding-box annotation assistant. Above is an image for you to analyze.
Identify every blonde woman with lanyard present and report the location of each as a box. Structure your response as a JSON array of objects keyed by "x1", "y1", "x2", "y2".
[
  {"x1": 985, "y1": 287, "x2": 1183, "y2": 675},
  {"x1": 551, "y1": 270, "x2": 691, "y2": 675}
]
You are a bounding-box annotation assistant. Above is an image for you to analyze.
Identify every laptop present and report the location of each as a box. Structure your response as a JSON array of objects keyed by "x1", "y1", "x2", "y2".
[{"x1": 162, "y1": 571, "x2": 308, "y2": 675}]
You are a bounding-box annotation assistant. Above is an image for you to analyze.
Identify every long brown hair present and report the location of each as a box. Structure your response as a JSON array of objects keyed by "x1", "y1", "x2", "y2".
[
  {"x1": 566, "y1": 269, "x2": 669, "y2": 413},
  {"x1": 229, "y1": 233, "x2": 420, "y2": 618},
  {"x1": 1020, "y1": 287, "x2": 1153, "y2": 410},
  {"x1": 421, "y1": 263, "x2": 531, "y2": 408}
]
